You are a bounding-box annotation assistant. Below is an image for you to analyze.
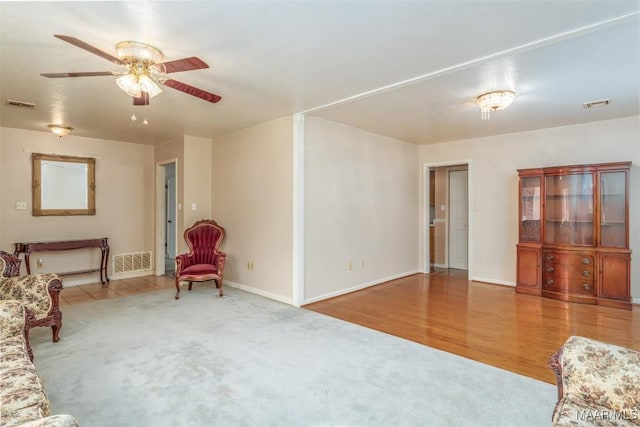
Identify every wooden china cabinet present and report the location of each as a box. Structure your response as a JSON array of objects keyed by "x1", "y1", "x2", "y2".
[{"x1": 516, "y1": 161, "x2": 631, "y2": 309}]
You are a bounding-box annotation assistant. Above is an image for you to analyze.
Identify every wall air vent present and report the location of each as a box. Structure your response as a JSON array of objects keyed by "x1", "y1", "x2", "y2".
[
  {"x1": 6, "y1": 99, "x2": 36, "y2": 109},
  {"x1": 582, "y1": 99, "x2": 611, "y2": 109},
  {"x1": 113, "y1": 251, "x2": 152, "y2": 274}
]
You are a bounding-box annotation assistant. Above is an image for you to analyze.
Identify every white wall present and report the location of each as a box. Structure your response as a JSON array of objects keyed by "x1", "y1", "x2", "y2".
[
  {"x1": 211, "y1": 116, "x2": 294, "y2": 303},
  {"x1": 183, "y1": 135, "x2": 212, "y2": 229},
  {"x1": 304, "y1": 117, "x2": 420, "y2": 302},
  {"x1": 419, "y1": 116, "x2": 640, "y2": 300},
  {"x1": 1, "y1": 127, "x2": 155, "y2": 285}
]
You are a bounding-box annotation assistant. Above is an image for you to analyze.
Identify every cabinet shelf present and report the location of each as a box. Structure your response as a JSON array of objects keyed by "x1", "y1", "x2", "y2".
[{"x1": 545, "y1": 220, "x2": 593, "y2": 224}]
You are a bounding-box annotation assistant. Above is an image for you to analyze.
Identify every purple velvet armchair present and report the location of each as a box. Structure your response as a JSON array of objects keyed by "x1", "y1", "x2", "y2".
[{"x1": 175, "y1": 219, "x2": 226, "y2": 299}]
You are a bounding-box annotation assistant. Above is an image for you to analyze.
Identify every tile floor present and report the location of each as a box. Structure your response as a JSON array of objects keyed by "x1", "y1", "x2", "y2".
[{"x1": 59, "y1": 275, "x2": 185, "y2": 305}]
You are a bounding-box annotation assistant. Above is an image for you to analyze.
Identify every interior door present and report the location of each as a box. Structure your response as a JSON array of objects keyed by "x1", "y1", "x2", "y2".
[
  {"x1": 165, "y1": 166, "x2": 176, "y2": 270},
  {"x1": 449, "y1": 169, "x2": 468, "y2": 270}
]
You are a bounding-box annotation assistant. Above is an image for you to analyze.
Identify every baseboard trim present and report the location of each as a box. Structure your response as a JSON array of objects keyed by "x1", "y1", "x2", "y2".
[
  {"x1": 302, "y1": 269, "x2": 422, "y2": 305},
  {"x1": 62, "y1": 270, "x2": 153, "y2": 287},
  {"x1": 434, "y1": 263, "x2": 447, "y2": 268},
  {"x1": 633, "y1": 297, "x2": 640, "y2": 305},
  {"x1": 470, "y1": 276, "x2": 515, "y2": 287},
  {"x1": 224, "y1": 280, "x2": 293, "y2": 306}
]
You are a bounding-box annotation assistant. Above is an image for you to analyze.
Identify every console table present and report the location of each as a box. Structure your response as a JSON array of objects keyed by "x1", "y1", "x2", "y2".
[{"x1": 14, "y1": 238, "x2": 110, "y2": 285}]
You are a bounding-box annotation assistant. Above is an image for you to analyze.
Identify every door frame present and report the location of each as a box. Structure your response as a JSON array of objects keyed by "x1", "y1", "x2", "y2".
[
  {"x1": 155, "y1": 159, "x2": 178, "y2": 276},
  {"x1": 423, "y1": 160, "x2": 472, "y2": 277}
]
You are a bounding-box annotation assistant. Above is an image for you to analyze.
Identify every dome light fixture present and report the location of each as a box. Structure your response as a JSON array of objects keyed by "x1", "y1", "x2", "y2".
[
  {"x1": 47, "y1": 124, "x2": 73, "y2": 137},
  {"x1": 476, "y1": 90, "x2": 516, "y2": 120}
]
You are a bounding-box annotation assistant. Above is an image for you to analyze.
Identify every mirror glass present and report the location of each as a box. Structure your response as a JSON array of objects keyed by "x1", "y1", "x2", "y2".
[{"x1": 32, "y1": 153, "x2": 96, "y2": 216}]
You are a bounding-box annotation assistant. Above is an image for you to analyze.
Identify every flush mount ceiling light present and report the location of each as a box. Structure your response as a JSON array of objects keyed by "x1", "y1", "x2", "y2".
[
  {"x1": 114, "y1": 41, "x2": 165, "y2": 99},
  {"x1": 47, "y1": 124, "x2": 73, "y2": 137},
  {"x1": 476, "y1": 90, "x2": 516, "y2": 120}
]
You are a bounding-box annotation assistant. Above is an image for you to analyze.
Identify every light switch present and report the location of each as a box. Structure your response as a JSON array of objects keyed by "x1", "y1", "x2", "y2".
[
  {"x1": 191, "y1": 203, "x2": 197, "y2": 211},
  {"x1": 178, "y1": 202, "x2": 182, "y2": 211},
  {"x1": 15, "y1": 201, "x2": 27, "y2": 210},
  {"x1": 440, "y1": 204, "x2": 445, "y2": 211}
]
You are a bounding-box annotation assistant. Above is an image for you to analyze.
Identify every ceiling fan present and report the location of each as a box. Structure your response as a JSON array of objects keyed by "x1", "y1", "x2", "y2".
[{"x1": 41, "y1": 35, "x2": 221, "y2": 105}]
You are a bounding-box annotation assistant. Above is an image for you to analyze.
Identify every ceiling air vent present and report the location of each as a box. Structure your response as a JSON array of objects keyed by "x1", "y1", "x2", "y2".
[
  {"x1": 6, "y1": 99, "x2": 36, "y2": 109},
  {"x1": 582, "y1": 99, "x2": 611, "y2": 109}
]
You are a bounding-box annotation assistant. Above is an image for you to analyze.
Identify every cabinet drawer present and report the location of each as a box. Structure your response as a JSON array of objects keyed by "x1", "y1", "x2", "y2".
[
  {"x1": 542, "y1": 251, "x2": 595, "y2": 266},
  {"x1": 542, "y1": 275, "x2": 595, "y2": 295},
  {"x1": 543, "y1": 262, "x2": 594, "y2": 280}
]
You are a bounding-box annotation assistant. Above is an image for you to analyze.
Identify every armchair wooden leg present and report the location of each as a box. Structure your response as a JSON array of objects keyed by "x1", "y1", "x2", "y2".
[
  {"x1": 175, "y1": 278, "x2": 180, "y2": 300},
  {"x1": 216, "y1": 279, "x2": 223, "y2": 297},
  {"x1": 52, "y1": 324, "x2": 60, "y2": 343}
]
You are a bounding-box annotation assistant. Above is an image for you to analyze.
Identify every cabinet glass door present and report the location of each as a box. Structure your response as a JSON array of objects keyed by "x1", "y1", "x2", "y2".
[
  {"x1": 545, "y1": 173, "x2": 594, "y2": 246},
  {"x1": 599, "y1": 171, "x2": 627, "y2": 247},
  {"x1": 520, "y1": 176, "x2": 541, "y2": 242}
]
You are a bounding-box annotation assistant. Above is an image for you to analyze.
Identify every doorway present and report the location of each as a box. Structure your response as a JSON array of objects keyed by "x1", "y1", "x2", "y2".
[
  {"x1": 164, "y1": 163, "x2": 177, "y2": 276},
  {"x1": 426, "y1": 162, "x2": 470, "y2": 273},
  {"x1": 155, "y1": 160, "x2": 177, "y2": 277}
]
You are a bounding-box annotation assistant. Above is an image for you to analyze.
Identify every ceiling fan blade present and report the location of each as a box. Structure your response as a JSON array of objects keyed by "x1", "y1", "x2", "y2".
[
  {"x1": 133, "y1": 92, "x2": 150, "y2": 106},
  {"x1": 163, "y1": 79, "x2": 222, "y2": 103},
  {"x1": 160, "y1": 57, "x2": 209, "y2": 74},
  {"x1": 41, "y1": 71, "x2": 115, "y2": 78},
  {"x1": 54, "y1": 35, "x2": 124, "y2": 66}
]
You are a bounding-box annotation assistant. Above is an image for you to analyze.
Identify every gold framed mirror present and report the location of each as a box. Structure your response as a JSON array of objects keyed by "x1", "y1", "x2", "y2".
[{"x1": 32, "y1": 153, "x2": 96, "y2": 216}]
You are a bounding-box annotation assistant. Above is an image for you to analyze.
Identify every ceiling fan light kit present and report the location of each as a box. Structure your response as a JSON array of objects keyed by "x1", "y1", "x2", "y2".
[
  {"x1": 115, "y1": 41, "x2": 165, "y2": 99},
  {"x1": 476, "y1": 90, "x2": 516, "y2": 120},
  {"x1": 48, "y1": 124, "x2": 73, "y2": 137}
]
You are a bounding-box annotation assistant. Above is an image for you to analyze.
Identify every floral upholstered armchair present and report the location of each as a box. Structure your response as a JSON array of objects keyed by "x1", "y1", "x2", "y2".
[
  {"x1": 548, "y1": 336, "x2": 640, "y2": 426},
  {"x1": 0, "y1": 299, "x2": 78, "y2": 426},
  {"x1": 175, "y1": 219, "x2": 226, "y2": 300},
  {"x1": 0, "y1": 251, "x2": 63, "y2": 342}
]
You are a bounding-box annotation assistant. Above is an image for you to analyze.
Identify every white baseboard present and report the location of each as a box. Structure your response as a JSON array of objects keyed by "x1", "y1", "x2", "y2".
[
  {"x1": 224, "y1": 280, "x2": 293, "y2": 306},
  {"x1": 62, "y1": 270, "x2": 153, "y2": 287},
  {"x1": 434, "y1": 263, "x2": 447, "y2": 269},
  {"x1": 302, "y1": 269, "x2": 422, "y2": 305},
  {"x1": 470, "y1": 276, "x2": 516, "y2": 287},
  {"x1": 633, "y1": 297, "x2": 640, "y2": 305}
]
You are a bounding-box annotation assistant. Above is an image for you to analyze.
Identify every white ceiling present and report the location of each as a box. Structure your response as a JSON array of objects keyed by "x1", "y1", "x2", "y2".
[{"x1": 1, "y1": 1, "x2": 638, "y2": 145}]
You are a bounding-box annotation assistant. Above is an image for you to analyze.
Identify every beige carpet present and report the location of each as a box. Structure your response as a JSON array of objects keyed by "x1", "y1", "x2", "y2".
[{"x1": 29, "y1": 286, "x2": 556, "y2": 426}]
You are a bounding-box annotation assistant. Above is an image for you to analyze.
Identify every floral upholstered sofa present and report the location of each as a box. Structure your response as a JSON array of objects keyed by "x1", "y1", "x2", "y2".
[
  {"x1": 548, "y1": 336, "x2": 640, "y2": 426},
  {"x1": 0, "y1": 251, "x2": 63, "y2": 342},
  {"x1": 0, "y1": 299, "x2": 78, "y2": 426}
]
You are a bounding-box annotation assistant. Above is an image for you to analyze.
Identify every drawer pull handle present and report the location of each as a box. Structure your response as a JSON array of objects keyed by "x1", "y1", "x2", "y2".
[
  {"x1": 546, "y1": 266, "x2": 554, "y2": 272},
  {"x1": 545, "y1": 254, "x2": 554, "y2": 261},
  {"x1": 582, "y1": 271, "x2": 590, "y2": 277},
  {"x1": 583, "y1": 284, "x2": 591, "y2": 290},
  {"x1": 546, "y1": 279, "x2": 554, "y2": 286},
  {"x1": 582, "y1": 258, "x2": 591, "y2": 264}
]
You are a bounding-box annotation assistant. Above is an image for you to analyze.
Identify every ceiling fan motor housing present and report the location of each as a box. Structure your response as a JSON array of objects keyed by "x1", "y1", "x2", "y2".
[{"x1": 115, "y1": 41, "x2": 163, "y2": 64}]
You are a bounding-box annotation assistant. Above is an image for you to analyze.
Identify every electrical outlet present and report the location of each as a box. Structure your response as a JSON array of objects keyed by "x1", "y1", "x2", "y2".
[
  {"x1": 15, "y1": 201, "x2": 27, "y2": 210},
  {"x1": 247, "y1": 261, "x2": 255, "y2": 271},
  {"x1": 348, "y1": 261, "x2": 352, "y2": 271},
  {"x1": 37, "y1": 258, "x2": 44, "y2": 268}
]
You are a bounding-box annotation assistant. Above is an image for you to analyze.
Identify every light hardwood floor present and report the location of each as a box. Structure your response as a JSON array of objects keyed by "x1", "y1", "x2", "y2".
[
  {"x1": 62, "y1": 270, "x2": 639, "y2": 384},
  {"x1": 304, "y1": 269, "x2": 640, "y2": 384}
]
